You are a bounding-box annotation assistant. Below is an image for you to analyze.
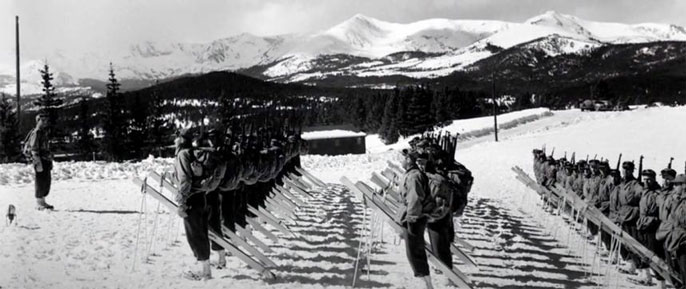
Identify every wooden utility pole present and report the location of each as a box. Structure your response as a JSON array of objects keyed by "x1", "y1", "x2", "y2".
[
  {"x1": 16, "y1": 15, "x2": 21, "y2": 128},
  {"x1": 492, "y1": 70, "x2": 498, "y2": 142}
]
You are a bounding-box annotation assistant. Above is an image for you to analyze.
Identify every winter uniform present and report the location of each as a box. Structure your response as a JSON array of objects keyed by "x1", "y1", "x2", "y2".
[
  {"x1": 27, "y1": 125, "x2": 53, "y2": 201},
  {"x1": 636, "y1": 178, "x2": 664, "y2": 259},
  {"x1": 397, "y1": 152, "x2": 431, "y2": 278}
]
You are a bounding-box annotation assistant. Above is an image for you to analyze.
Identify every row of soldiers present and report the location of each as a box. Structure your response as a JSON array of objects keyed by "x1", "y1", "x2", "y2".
[
  {"x1": 532, "y1": 149, "x2": 686, "y2": 288},
  {"x1": 172, "y1": 126, "x2": 308, "y2": 280}
]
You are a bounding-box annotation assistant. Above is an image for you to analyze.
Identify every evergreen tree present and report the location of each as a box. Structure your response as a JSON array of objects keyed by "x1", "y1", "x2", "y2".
[
  {"x1": 351, "y1": 95, "x2": 366, "y2": 130},
  {"x1": 148, "y1": 85, "x2": 171, "y2": 157},
  {"x1": 395, "y1": 87, "x2": 410, "y2": 137},
  {"x1": 34, "y1": 64, "x2": 64, "y2": 137},
  {"x1": 406, "y1": 86, "x2": 433, "y2": 135},
  {"x1": 0, "y1": 93, "x2": 21, "y2": 163},
  {"x1": 76, "y1": 96, "x2": 94, "y2": 160},
  {"x1": 129, "y1": 93, "x2": 149, "y2": 159},
  {"x1": 364, "y1": 93, "x2": 386, "y2": 133},
  {"x1": 380, "y1": 90, "x2": 400, "y2": 144},
  {"x1": 432, "y1": 91, "x2": 450, "y2": 127},
  {"x1": 102, "y1": 63, "x2": 126, "y2": 161}
]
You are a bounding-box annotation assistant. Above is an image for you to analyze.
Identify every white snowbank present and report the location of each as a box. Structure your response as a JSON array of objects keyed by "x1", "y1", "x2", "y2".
[{"x1": 301, "y1": 130, "x2": 366, "y2": 140}]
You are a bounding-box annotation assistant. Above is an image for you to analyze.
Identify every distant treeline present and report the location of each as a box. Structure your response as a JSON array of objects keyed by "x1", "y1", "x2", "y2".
[{"x1": 1, "y1": 68, "x2": 538, "y2": 163}]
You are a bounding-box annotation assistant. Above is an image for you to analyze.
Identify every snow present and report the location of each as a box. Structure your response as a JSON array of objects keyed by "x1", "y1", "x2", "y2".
[
  {"x1": 4, "y1": 11, "x2": 686, "y2": 92},
  {"x1": 301, "y1": 130, "x2": 366, "y2": 140},
  {"x1": 2, "y1": 106, "x2": 684, "y2": 288}
]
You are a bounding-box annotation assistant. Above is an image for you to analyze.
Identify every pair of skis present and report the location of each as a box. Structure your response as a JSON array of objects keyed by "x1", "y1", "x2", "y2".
[
  {"x1": 340, "y1": 176, "x2": 473, "y2": 289},
  {"x1": 131, "y1": 167, "x2": 326, "y2": 280}
]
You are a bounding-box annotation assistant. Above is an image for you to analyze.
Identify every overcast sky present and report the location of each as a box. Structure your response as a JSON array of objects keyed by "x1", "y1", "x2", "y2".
[{"x1": 1, "y1": 0, "x2": 686, "y2": 61}]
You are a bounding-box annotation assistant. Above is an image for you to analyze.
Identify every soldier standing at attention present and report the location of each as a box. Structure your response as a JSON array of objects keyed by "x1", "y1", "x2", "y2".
[
  {"x1": 396, "y1": 149, "x2": 433, "y2": 289},
  {"x1": 26, "y1": 114, "x2": 54, "y2": 210}
]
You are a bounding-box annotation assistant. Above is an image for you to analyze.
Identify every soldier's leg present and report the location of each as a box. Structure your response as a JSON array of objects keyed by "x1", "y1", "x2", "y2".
[
  {"x1": 427, "y1": 215, "x2": 453, "y2": 269},
  {"x1": 220, "y1": 190, "x2": 236, "y2": 232},
  {"x1": 183, "y1": 194, "x2": 211, "y2": 262},
  {"x1": 405, "y1": 218, "x2": 430, "y2": 277},
  {"x1": 206, "y1": 191, "x2": 223, "y2": 251},
  {"x1": 237, "y1": 186, "x2": 249, "y2": 226}
]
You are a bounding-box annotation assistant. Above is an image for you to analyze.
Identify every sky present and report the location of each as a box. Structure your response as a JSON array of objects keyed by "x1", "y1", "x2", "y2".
[{"x1": 1, "y1": 0, "x2": 685, "y2": 62}]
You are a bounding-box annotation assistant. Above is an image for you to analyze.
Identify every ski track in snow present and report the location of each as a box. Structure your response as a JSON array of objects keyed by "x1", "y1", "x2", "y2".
[{"x1": 2, "y1": 106, "x2": 681, "y2": 288}]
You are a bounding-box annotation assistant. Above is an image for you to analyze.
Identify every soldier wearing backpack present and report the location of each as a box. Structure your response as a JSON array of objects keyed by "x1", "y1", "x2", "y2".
[
  {"x1": 24, "y1": 114, "x2": 54, "y2": 210},
  {"x1": 424, "y1": 149, "x2": 456, "y2": 272},
  {"x1": 173, "y1": 129, "x2": 227, "y2": 281},
  {"x1": 396, "y1": 148, "x2": 434, "y2": 289}
]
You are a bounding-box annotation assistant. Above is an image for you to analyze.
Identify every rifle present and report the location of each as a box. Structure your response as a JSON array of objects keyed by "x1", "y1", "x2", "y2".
[
  {"x1": 586, "y1": 154, "x2": 589, "y2": 162},
  {"x1": 571, "y1": 152, "x2": 576, "y2": 164},
  {"x1": 593, "y1": 154, "x2": 597, "y2": 160},
  {"x1": 668, "y1": 157, "x2": 674, "y2": 169},
  {"x1": 564, "y1": 152, "x2": 567, "y2": 159},
  {"x1": 616, "y1": 153, "x2": 623, "y2": 170},
  {"x1": 550, "y1": 147, "x2": 555, "y2": 158},
  {"x1": 637, "y1": 155, "x2": 644, "y2": 185}
]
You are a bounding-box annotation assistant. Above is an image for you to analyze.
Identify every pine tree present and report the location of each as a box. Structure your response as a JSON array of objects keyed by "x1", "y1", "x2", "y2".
[
  {"x1": 432, "y1": 91, "x2": 450, "y2": 127},
  {"x1": 34, "y1": 64, "x2": 64, "y2": 138},
  {"x1": 102, "y1": 63, "x2": 126, "y2": 161},
  {"x1": 0, "y1": 93, "x2": 21, "y2": 163},
  {"x1": 352, "y1": 95, "x2": 366, "y2": 130},
  {"x1": 406, "y1": 85, "x2": 433, "y2": 135},
  {"x1": 364, "y1": 93, "x2": 385, "y2": 133},
  {"x1": 76, "y1": 96, "x2": 94, "y2": 160},
  {"x1": 380, "y1": 90, "x2": 400, "y2": 144},
  {"x1": 129, "y1": 93, "x2": 149, "y2": 159},
  {"x1": 147, "y1": 85, "x2": 171, "y2": 157},
  {"x1": 395, "y1": 87, "x2": 410, "y2": 137}
]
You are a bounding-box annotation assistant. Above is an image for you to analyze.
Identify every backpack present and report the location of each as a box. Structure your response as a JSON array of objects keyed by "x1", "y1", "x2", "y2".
[
  {"x1": 22, "y1": 128, "x2": 37, "y2": 162},
  {"x1": 425, "y1": 172, "x2": 456, "y2": 222},
  {"x1": 189, "y1": 148, "x2": 225, "y2": 192},
  {"x1": 446, "y1": 161, "x2": 474, "y2": 217}
]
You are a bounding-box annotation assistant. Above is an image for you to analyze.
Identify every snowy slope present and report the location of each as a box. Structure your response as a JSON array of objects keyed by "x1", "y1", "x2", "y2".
[
  {"x1": 3, "y1": 11, "x2": 686, "y2": 93},
  {"x1": 2, "y1": 106, "x2": 683, "y2": 288}
]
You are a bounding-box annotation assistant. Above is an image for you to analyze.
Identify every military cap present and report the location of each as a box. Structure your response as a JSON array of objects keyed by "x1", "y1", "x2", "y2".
[
  {"x1": 661, "y1": 168, "x2": 677, "y2": 179},
  {"x1": 609, "y1": 169, "x2": 620, "y2": 176},
  {"x1": 176, "y1": 128, "x2": 193, "y2": 140},
  {"x1": 640, "y1": 169, "x2": 656, "y2": 178},
  {"x1": 401, "y1": 148, "x2": 419, "y2": 162},
  {"x1": 532, "y1": 149, "x2": 542, "y2": 154},
  {"x1": 673, "y1": 174, "x2": 686, "y2": 184},
  {"x1": 621, "y1": 161, "x2": 635, "y2": 170}
]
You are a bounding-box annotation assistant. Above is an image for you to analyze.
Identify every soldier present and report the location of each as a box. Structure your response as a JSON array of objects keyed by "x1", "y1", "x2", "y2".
[
  {"x1": 26, "y1": 114, "x2": 54, "y2": 210},
  {"x1": 571, "y1": 161, "x2": 587, "y2": 197},
  {"x1": 599, "y1": 168, "x2": 620, "y2": 251},
  {"x1": 583, "y1": 161, "x2": 604, "y2": 238},
  {"x1": 663, "y1": 174, "x2": 686, "y2": 288},
  {"x1": 396, "y1": 149, "x2": 434, "y2": 289},
  {"x1": 424, "y1": 150, "x2": 454, "y2": 274},
  {"x1": 173, "y1": 129, "x2": 215, "y2": 280},
  {"x1": 636, "y1": 169, "x2": 663, "y2": 285},
  {"x1": 616, "y1": 161, "x2": 644, "y2": 275},
  {"x1": 656, "y1": 168, "x2": 678, "y2": 272}
]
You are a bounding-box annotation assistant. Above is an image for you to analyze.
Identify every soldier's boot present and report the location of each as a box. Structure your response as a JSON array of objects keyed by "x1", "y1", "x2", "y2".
[
  {"x1": 216, "y1": 250, "x2": 227, "y2": 269},
  {"x1": 36, "y1": 198, "x2": 54, "y2": 210},
  {"x1": 421, "y1": 275, "x2": 434, "y2": 289}
]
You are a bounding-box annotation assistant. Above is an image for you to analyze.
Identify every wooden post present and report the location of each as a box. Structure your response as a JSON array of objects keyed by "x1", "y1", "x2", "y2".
[
  {"x1": 492, "y1": 70, "x2": 498, "y2": 142},
  {"x1": 15, "y1": 15, "x2": 20, "y2": 129}
]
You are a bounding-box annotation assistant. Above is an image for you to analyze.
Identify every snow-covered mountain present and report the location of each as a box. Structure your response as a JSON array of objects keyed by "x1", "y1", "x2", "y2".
[{"x1": 2, "y1": 11, "x2": 686, "y2": 94}]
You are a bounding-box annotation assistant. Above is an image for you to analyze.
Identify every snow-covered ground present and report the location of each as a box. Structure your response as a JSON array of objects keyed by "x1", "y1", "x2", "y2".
[{"x1": 1, "y1": 106, "x2": 683, "y2": 288}]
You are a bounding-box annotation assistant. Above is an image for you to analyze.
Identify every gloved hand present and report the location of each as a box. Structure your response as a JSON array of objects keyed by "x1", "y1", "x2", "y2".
[
  {"x1": 177, "y1": 204, "x2": 189, "y2": 218},
  {"x1": 34, "y1": 159, "x2": 44, "y2": 173}
]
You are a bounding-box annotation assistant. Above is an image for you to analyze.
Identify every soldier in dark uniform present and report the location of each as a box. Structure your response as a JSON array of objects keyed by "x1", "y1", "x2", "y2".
[
  {"x1": 396, "y1": 149, "x2": 434, "y2": 289},
  {"x1": 636, "y1": 169, "x2": 663, "y2": 285},
  {"x1": 27, "y1": 114, "x2": 54, "y2": 210},
  {"x1": 616, "y1": 161, "x2": 644, "y2": 274}
]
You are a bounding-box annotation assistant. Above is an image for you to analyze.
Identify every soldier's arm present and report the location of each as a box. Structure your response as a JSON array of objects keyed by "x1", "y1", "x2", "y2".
[
  {"x1": 174, "y1": 151, "x2": 194, "y2": 205},
  {"x1": 405, "y1": 172, "x2": 425, "y2": 222},
  {"x1": 29, "y1": 129, "x2": 41, "y2": 162}
]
